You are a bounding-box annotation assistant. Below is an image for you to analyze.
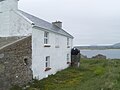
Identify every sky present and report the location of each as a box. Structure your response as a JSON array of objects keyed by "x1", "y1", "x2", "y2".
[{"x1": 18, "y1": 0, "x2": 120, "y2": 46}]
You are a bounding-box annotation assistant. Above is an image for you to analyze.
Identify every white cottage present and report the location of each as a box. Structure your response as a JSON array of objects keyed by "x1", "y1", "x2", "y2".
[{"x1": 0, "y1": 0, "x2": 73, "y2": 80}]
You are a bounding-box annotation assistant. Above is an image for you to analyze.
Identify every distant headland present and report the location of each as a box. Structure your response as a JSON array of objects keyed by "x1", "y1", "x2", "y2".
[{"x1": 75, "y1": 43, "x2": 120, "y2": 50}]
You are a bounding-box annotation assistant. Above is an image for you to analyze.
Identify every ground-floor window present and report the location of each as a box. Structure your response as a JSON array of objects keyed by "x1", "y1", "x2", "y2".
[
  {"x1": 45, "y1": 56, "x2": 51, "y2": 71},
  {"x1": 67, "y1": 54, "x2": 70, "y2": 64}
]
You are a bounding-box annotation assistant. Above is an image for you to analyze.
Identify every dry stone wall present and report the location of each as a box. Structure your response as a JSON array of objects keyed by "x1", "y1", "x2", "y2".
[{"x1": 0, "y1": 36, "x2": 32, "y2": 90}]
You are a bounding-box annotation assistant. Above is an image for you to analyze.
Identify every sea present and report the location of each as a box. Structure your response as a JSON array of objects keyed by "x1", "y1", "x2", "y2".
[{"x1": 80, "y1": 49, "x2": 120, "y2": 59}]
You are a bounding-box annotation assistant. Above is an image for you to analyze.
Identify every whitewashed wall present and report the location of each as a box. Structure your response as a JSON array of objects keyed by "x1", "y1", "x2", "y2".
[
  {"x1": 9, "y1": 11, "x2": 32, "y2": 36},
  {"x1": 0, "y1": 0, "x2": 32, "y2": 37},
  {"x1": 0, "y1": 11, "x2": 10, "y2": 36},
  {"x1": 0, "y1": 10, "x2": 32, "y2": 36},
  {"x1": 32, "y1": 27, "x2": 73, "y2": 80},
  {"x1": 0, "y1": 0, "x2": 18, "y2": 13}
]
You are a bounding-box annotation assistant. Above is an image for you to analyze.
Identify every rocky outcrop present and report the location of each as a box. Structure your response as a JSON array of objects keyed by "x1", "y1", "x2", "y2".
[{"x1": 92, "y1": 54, "x2": 107, "y2": 59}]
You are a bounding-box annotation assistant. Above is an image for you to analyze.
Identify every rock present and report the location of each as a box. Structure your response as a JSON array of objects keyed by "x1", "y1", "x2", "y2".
[{"x1": 92, "y1": 54, "x2": 107, "y2": 59}]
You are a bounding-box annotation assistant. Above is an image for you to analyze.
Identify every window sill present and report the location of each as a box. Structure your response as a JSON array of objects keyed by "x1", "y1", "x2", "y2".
[
  {"x1": 67, "y1": 62, "x2": 71, "y2": 64},
  {"x1": 45, "y1": 68, "x2": 51, "y2": 71},
  {"x1": 44, "y1": 44, "x2": 51, "y2": 47}
]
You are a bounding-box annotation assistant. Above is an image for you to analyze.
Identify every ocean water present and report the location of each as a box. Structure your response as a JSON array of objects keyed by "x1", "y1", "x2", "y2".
[{"x1": 80, "y1": 49, "x2": 120, "y2": 59}]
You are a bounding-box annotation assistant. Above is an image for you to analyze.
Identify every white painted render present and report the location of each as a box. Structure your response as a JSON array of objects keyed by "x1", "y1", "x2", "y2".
[
  {"x1": 0, "y1": 0, "x2": 18, "y2": 36},
  {"x1": 0, "y1": 10, "x2": 32, "y2": 36},
  {"x1": 0, "y1": 0, "x2": 18, "y2": 12},
  {"x1": 0, "y1": 0, "x2": 32, "y2": 37},
  {"x1": 9, "y1": 11, "x2": 32, "y2": 36},
  {"x1": 0, "y1": 11, "x2": 10, "y2": 36},
  {"x1": 32, "y1": 27, "x2": 73, "y2": 79}
]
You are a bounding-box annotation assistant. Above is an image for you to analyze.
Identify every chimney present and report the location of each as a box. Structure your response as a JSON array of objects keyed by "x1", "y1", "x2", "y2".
[{"x1": 52, "y1": 21, "x2": 62, "y2": 28}]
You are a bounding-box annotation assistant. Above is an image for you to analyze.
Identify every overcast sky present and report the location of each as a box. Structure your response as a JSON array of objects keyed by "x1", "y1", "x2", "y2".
[{"x1": 19, "y1": 0, "x2": 120, "y2": 46}]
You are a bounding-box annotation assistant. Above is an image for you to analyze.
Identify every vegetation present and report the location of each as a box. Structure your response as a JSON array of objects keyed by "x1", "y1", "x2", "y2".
[{"x1": 11, "y1": 59, "x2": 120, "y2": 90}]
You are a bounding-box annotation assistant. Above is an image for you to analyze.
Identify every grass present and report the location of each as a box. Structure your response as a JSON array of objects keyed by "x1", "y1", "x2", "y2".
[{"x1": 10, "y1": 59, "x2": 120, "y2": 90}]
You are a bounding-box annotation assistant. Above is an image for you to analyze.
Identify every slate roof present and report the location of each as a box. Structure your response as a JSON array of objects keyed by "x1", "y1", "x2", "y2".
[{"x1": 19, "y1": 10, "x2": 73, "y2": 38}]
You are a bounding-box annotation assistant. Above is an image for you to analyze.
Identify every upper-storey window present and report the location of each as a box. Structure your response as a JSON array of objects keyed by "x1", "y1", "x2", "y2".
[{"x1": 44, "y1": 32, "x2": 49, "y2": 44}]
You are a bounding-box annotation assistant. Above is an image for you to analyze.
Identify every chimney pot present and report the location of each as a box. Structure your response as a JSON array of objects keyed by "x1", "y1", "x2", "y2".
[{"x1": 52, "y1": 21, "x2": 62, "y2": 28}]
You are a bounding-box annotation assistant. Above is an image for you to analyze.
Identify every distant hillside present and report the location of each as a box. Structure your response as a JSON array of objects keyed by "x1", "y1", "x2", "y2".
[
  {"x1": 75, "y1": 43, "x2": 120, "y2": 50},
  {"x1": 112, "y1": 43, "x2": 120, "y2": 48}
]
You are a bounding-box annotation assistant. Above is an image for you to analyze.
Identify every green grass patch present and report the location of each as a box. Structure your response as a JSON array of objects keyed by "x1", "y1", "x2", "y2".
[{"x1": 10, "y1": 59, "x2": 120, "y2": 90}]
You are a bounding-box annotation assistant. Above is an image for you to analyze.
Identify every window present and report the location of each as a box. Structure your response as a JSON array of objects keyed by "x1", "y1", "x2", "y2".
[
  {"x1": 44, "y1": 32, "x2": 49, "y2": 44},
  {"x1": 45, "y1": 56, "x2": 51, "y2": 71},
  {"x1": 46, "y1": 56, "x2": 50, "y2": 68},
  {"x1": 67, "y1": 54, "x2": 70, "y2": 64},
  {"x1": 67, "y1": 38, "x2": 70, "y2": 48}
]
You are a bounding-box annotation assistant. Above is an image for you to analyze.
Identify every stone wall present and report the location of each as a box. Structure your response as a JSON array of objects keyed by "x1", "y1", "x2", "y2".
[
  {"x1": 92, "y1": 54, "x2": 107, "y2": 59},
  {"x1": 0, "y1": 36, "x2": 24, "y2": 48},
  {"x1": 71, "y1": 53, "x2": 81, "y2": 67},
  {"x1": 0, "y1": 36, "x2": 32, "y2": 90}
]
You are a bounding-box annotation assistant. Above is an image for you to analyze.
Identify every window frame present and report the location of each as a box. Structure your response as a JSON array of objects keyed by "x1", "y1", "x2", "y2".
[
  {"x1": 44, "y1": 31, "x2": 51, "y2": 47},
  {"x1": 67, "y1": 53, "x2": 70, "y2": 64},
  {"x1": 44, "y1": 31, "x2": 49, "y2": 44},
  {"x1": 45, "y1": 56, "x2": 51, "y2": 71}
]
